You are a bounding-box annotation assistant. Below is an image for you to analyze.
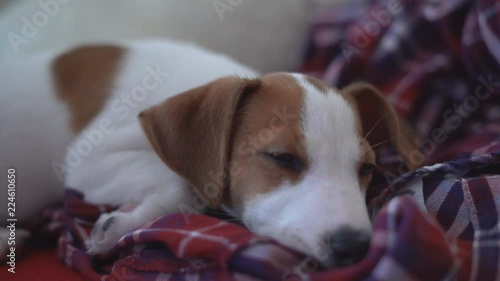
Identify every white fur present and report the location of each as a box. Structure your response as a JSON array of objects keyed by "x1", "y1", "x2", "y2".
[{"x1": 242, "y1": 74, "x2": 371, "y2": 264}]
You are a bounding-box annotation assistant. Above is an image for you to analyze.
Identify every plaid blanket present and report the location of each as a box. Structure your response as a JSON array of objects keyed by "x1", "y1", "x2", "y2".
[
  {"x1": 58, "y1": 150, "x2": 500, "y2": 281},
  {"x1": 55, "y1": 0, "x2": 500, "y2": 280}
]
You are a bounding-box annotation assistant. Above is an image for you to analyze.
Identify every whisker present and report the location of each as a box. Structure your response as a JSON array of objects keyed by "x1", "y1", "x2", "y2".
[
  {"x1": 370, "y1": 129, "x2": 413, "y2": 149},
  {"x1": 364, "y1": 111, "x2": 392, "y2": 140}
]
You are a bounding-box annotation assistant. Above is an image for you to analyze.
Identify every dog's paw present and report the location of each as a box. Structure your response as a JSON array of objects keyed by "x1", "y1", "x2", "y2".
[{"x1": 86, "y1": 212, "x2": 136, "y2": 255}]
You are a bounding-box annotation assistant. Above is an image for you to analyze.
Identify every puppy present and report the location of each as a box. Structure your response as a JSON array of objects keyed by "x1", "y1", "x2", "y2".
[
  {"x1": 0, "y1": 40, "x2": 422, "y2": 267},
  {"x1": 0, "y1": 0, "x2": 344, "y2": 229}
]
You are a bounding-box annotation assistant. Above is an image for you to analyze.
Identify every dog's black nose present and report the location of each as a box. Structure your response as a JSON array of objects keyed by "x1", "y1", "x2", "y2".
[{"x1": 327, "y1": 227, "x2": 371, "y2": 267}]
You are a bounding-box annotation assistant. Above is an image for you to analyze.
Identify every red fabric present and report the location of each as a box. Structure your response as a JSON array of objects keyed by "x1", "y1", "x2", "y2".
[
  {"x1": 0, "y1": 247, "x2": 85, "y2": 281},
  {"x1": 55, "y1": 187, "x2": 500, "y2": 280}
]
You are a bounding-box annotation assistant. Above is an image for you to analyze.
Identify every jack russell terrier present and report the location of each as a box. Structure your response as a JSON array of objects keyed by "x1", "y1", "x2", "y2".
[{"x1": 0, "y1": 40, "x2": 423, "y2": 267}]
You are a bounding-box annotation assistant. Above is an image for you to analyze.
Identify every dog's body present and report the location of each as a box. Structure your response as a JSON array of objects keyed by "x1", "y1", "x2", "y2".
[
  {"x1": 0, "y1": 40, "x2": 422, "y2": 267},
  {"x1": 63, "y1": 41, "x2": 257, "y2": 205}
]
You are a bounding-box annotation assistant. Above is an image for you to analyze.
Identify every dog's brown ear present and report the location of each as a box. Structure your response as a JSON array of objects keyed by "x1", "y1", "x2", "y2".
[
  {"x1": 341, "y1": 82, "x2": 425, "y2": 169},
  {"x1": 139, "y1": 76, "x2": 261, "y2": 208}
]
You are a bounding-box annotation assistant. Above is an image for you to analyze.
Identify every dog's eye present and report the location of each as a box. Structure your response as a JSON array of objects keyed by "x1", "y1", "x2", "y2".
[
  {"x1": 264, "y1": 152, "x2": 302, "y2": 171},
  {"x1": 359, "y1": 163, "x2": 376, "y2": 177}
]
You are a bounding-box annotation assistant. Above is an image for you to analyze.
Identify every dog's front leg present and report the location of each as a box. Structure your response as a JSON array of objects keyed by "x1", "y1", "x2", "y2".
[{"x1": 86, "y1": 184, "x2": 196, "y2": 255}]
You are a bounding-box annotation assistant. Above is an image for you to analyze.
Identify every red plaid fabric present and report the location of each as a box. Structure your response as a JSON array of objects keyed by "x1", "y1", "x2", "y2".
[
  {"x1": 58, "y1": 190, "x2": 304, "y2": 281},
  {"x1": 57, "y1": 152, "x2": 499, "y2": 281},
  {"x1": 57, "y1": 189, "x2": 478, "y2": 281}
]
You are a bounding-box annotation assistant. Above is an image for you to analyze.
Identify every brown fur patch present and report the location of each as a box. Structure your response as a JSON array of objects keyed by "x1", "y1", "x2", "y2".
[
  {"x1": 52, "y1": 45, "x2": 125, "y2": 132},
  {"x1": 139, "y1": 77, "x2": 261, "y2": 209},
  {"x1": 139, "y1": 73, "x2": 306, "y2": 210},
  {"x1": 228, "y1": 73, "x2": 307, "y2": 209},
  {"x1": 340, "y1": 82, "x2": 425, "y2": 169}
]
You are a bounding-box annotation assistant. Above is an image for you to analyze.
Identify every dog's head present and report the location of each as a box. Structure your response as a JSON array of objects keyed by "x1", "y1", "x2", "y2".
[{"x1": 139, "y1": 73, "x2": 423, "y2": 267}]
